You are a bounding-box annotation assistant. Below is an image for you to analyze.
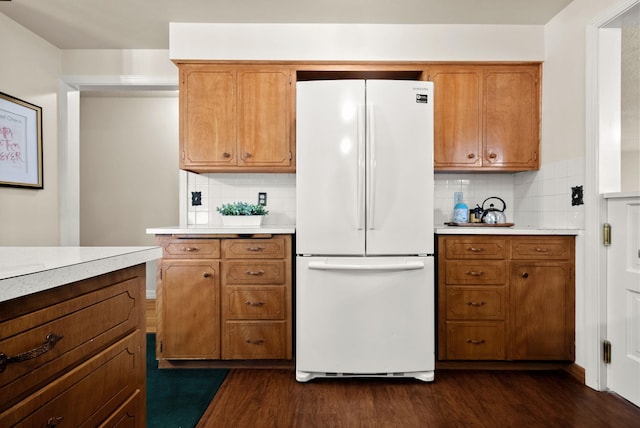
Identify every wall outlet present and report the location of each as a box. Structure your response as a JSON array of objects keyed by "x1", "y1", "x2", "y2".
[
  {"x1": 571, "y1": 186, "x2": 584, "y2": 206},
  {"x1": 191, "y1": 191, "x2": 202, "y2": 206},
  {"x1": 258, "y1": 192, "x2": 267, "y2": 206}
]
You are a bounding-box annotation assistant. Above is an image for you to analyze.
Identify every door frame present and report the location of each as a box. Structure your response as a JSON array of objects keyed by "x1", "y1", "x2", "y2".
[{"x1": 584, "y1": 0, "x2": 639, "y2": 391}]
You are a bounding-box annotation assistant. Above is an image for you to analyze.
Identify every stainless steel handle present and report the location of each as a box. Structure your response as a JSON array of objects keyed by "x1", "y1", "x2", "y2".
[
  {"x1": 308, "y1": 261, "x2": 424, "y2": 272},
  {"x1": 356, "y1": 104, "x2": 365, "y2": 230},
  {"x1": 367, "y1": 104, "x2": 376, "y2": 230}
]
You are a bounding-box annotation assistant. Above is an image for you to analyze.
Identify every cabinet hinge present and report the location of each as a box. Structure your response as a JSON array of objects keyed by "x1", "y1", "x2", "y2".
[
  {"x1": 603, "y1": 223, "x2": 612, "y2": 246},
  {"x1": 603, "y1": 340, "x2": 611, "y2": 364}
]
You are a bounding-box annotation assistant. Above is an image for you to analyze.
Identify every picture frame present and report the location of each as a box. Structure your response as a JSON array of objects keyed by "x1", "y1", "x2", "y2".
[{"x1": 0, "y1": 92, "x2": 43, "y2": 189}]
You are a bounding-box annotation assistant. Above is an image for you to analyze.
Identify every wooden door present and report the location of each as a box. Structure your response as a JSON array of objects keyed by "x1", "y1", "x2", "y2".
[
  {"x1": 428, "y1": 67, "x2": 483, "y2": 170},
  {"x1": 510, "y1": 262, "x2": 575, "y2": 360},
  {"x1": 180, "y1": 67, "x2": 236, "y2": 168},
  {"x1": 160, "y1": 260, "x2": 220, "y2": 359},
  {"x1": 237, "y1": 69, "x2": 292, "y2": 167},
  {"x1": 484, "y1": 66, "x2": 540, "y2": 170}
]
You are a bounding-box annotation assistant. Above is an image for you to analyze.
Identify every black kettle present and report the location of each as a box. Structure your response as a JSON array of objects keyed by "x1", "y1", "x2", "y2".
[{"x1": 481, "y1": 197, "x2": 507, "y2": 224}]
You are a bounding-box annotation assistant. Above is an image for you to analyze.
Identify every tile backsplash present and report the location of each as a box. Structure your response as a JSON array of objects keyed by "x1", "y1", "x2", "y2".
[{"x1": 185, "y1": 156, "x2": 585, "y2": 230}]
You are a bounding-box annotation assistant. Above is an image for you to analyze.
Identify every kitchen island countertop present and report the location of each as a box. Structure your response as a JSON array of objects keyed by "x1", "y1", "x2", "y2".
[{"x1": 0, "y1": 246, "x2": 162, "y2": 303}]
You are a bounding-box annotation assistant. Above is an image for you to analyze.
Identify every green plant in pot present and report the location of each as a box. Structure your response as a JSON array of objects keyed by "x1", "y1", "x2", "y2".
[{"x1": 216, "y1": 202, "x2": 268, "y2": 226}]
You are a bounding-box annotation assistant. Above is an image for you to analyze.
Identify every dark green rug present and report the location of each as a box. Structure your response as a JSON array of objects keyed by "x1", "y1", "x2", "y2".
[{"x1": 146, "y1": 334, "x2": 228, "y2": 428}]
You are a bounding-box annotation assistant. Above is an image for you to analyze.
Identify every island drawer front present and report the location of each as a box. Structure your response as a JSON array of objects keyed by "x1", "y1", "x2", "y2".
[
  {"x1": 225, "y1": 260, "x2": 286, "y2": 284},
  {"x1": 0, "y1": 331, "x2": 143, "y2": 427},
  {"x1": 443, "y1": 238, "x2": 507, "y2": 259},
  {"x1": 445, "y1": 322, "x2": 505, "y2": 360},
  {"x1": 224, "y1": 287, "x2": 285, "y2": 319},
  {"x1": 222, "y1": 321, "x2": 288, "y2": 359},
  {"x1": 510, "y1": 237, "x2": 574, "y2": 260},
  {"x1": 444, "y1": 261, "x2": 508, "y2": 285},
  {"x1": 0, "y1": 273, "x2": 142, "y2": 412},
  {"x1": 222, "y1": 237, "x2": 286, "y2": 259},
  {"x1": 163, "y1": 239, "x2": 221, "y2": 259},
  {"x1": 445, "y1": 287, "x2": 507, "y2": 320}
]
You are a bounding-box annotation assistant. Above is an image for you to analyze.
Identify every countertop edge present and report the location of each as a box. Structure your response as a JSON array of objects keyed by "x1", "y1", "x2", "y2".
[
  {"x1": 146, "y1": 225, "x2": 296, "y2": 235},
  {"x1": 0, "y1": 247, "x2": 162, "y2": 303},
  {"x1": 435, "y1": 227, "x2": 582, "y2": 236}
]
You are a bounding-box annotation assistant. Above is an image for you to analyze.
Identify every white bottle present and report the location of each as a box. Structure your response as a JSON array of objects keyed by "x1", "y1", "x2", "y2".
[{"x1": 453, "y1": 192, "x2": 469, "y2": 223}]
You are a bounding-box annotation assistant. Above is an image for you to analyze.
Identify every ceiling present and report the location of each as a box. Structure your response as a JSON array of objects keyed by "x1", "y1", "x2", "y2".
[{"x1": 0, "y1": 0, "x2": 574, "y2": 50}]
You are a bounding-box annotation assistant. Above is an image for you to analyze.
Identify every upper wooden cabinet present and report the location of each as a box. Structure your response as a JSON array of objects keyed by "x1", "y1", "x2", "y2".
[
  {"x1": 426, "y1": 64, "x2": 541, "y2": 172},
  {"x1": 178, "y1": 63, "x2": 295, "y2": 173}
]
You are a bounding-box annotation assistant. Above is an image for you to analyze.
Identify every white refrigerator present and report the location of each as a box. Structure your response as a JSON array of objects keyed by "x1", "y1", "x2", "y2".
[{"x1": 295, "y1": 79, "x2": 435, "y2": 382}]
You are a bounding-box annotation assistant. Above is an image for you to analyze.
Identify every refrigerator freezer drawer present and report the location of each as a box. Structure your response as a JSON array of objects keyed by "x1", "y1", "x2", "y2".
[{"x1": 295, "y1": 256, "x2": 435, "y2": 382}]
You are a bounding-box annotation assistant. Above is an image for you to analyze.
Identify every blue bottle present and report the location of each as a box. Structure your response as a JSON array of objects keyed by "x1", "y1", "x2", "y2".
[{"x1": 453, "y1": 192, "x2": 469, "y2": 223}]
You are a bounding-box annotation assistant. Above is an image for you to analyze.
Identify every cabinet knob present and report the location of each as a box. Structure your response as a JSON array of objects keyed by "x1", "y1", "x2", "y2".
[
  {"x1": 203, "y1": 272, "x2": 212, "y2": 278},
  {"x1": 222, "y1": 152, "x2": 231, "y2": 158},
  {"x1": 46, "y1": 417, "x2": 64, "y2": 428},
  {"x1": 521, "y1": 272, "x2": 529, "y2": 278},
  {"x1": 488, "y1": 152, "x2": 497, "y2": 160},
  {"x1": 244, "y1": 152, "x2": 252, "y2": 158},
  {"x1": 467, "y1": 153, "x2": 475, "y2": 159}
]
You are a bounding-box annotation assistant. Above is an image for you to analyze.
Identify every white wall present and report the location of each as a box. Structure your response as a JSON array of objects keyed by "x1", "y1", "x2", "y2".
[{"x1": 0, "y1": 13, "x2": 62, "y2": 245}]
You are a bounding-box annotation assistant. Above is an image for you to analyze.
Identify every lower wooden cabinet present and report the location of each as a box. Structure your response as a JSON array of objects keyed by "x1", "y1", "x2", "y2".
[
  {"x1": 0, "y1": 265, "x2": 146, "y2": 427},
  {"x1": 156, "y1": 234, "x2": 292, "y2": 365},
  {"x1": 437, "y1": 235, "x2": 575, "y2": 361}
]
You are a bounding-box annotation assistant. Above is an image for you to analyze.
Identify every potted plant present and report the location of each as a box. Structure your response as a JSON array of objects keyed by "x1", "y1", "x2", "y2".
[{"x1": 216, "y1": 201, "x2": 269, "y2": 227}]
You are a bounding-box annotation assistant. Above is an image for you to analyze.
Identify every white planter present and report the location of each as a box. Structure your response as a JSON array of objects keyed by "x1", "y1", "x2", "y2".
[{"x1": 221, "y1": 215, "x2": 263, "y2": 227}]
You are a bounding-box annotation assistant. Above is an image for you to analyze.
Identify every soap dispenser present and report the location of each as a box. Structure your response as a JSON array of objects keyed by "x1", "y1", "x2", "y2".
[{"x1": 453, "y1": 192, "x2": 469, "y2": 223}]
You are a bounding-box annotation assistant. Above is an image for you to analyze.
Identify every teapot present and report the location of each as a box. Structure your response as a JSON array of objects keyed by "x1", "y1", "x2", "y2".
[{"x1": 481, "y1": 197, "x2": 507, "y2": 224}]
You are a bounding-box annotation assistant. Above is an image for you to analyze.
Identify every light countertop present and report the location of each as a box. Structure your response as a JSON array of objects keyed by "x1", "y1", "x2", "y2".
[
  {"x1": 0, "y1": 246, "x2": 162, "y2": 303},
  {"x1": 435, "y1": 226, "x2": 581, "y2": 235},
  {"x1": 147, "y1": 225, "x2": 296, "y2": 235}
]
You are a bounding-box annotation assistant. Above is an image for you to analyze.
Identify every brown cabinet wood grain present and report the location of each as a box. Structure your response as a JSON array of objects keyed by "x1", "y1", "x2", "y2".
[
  {"x1": 0, "y1": 265, "x2": 146, "y2": 427},
  {"x1": 178, "y1": 63, "x2": 294, "y2": 173},
  {"x1": 155, "y1": 234, "x2": 293, "y2": 365},
  {"x1": 438, "y1": 235, "x2": 575, "y2": 362},
  {"x1": 427, "y1": 64, "x2": 541, "y2": 172}
]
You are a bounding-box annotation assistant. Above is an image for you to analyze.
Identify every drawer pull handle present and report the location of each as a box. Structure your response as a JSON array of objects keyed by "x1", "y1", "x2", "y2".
[
  {"x1": 467, "y1": 247, "x2": 484, "y2": 252},
  {"x1": 245, "y1": 300, "x2": 265, "y2": 307},
  {"x1": 0, "y1": 333, "x2": 64, "y2": 373},
  {"x1": 245, "y1": 338, "x2": 265, "y2": 345},
  {"x1": 535, "y1": 248, "x2": 549, "y2": 253},
  {"x1": 181, "y1": 247, "x2": 200, "y2": 252},
  {"x1": 246, "y1": 270, "x2": 265, "y2": 276},
  {"x1": 47, "y1": 417, "x2": 64, "y2": 427},
  {"x1": 521, "y1": 272, "x2": 529, "y2": 279},
  {"x1": 246, "y1": 247, "x2": 265, "y2": 252},
  {"x1": 465, "y1": 338, "x2": 486, "y2": 345},
  {"x1": 466, "y1": 301, "x2": 486, "y2": 307},
  {"x1": 466, "y1": 271, "x2": 484, "y2": 276}
]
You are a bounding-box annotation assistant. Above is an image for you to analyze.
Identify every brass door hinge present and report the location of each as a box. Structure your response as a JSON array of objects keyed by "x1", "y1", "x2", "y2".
[
  {"x1": 603, "y1": 340, "x2": 611, "y2": 364},
  {"x1": 603, "y1": 223, "x2": 612, "y2": 246}
]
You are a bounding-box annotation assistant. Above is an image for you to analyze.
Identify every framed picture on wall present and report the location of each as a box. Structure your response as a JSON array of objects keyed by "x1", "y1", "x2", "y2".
[{"x1": 0, "y1": 91, "x2": 43, "y2": 189}]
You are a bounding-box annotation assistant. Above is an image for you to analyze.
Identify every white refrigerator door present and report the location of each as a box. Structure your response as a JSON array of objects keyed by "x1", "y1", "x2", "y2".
[
  {"x1": 295, "y1": 256, "x2": 435, "y2": 380},
  {"x1": 296, "y1": 80, "x2": 366, "y2": 256},
  {"x1": 365, "y1": 80, "x2": 434, "y2": 255}
]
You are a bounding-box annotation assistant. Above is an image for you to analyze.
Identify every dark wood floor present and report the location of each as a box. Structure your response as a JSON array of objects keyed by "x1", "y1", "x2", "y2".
[{"x1": 196, "y1": 369, "x2": 640, "y2": 428}]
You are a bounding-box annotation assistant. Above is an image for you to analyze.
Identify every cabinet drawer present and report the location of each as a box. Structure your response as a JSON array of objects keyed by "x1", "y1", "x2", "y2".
[
  {"x1": 224, "y1": 286, "x2": 285, "y2": 319},
  {"x1": 163, "y1": 239, "x2": 221, "y2": 259},
  {"x1": 0, "y1": 332, "x2": 143, "y2": 427},
  {"x1": 225, "y1": 261, "x2": 285, "y2": 284},
  {"x1": 511, "y1": 237, "x2": 573, "y2": 260},
  {"x1": 444, "y1": 261, "x2": 507, "y2": 285},
  {"x1": 443, "y1": 237, "x2": 507, "y2": 259},
  {"x1": 445, "y1": 287, "x2": 506, "y2": 320},
  {"x1": 223, "y1": 238, "x2": 286, "y2": 259},
  {"x1": 445, "y1": 322, "x2": 505, "y2": 360},
  {"x1": 0, "y1": 274, "x2": 141, "y2": 412},
  {"x1": 223, "y1": 321, "x2": 287, "y2": 359}
]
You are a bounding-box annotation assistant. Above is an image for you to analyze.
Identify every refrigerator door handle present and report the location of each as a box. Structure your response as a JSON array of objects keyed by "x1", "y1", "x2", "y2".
[
  {"x1": 367, "y1": 104, "x2": 376, "y2": 230},
  {"x1": 357, "y1": 104, "x2": 366, "y2": 230},
  {"x1": 308, "y1": 261, "x2": 424, "y2": 272}
]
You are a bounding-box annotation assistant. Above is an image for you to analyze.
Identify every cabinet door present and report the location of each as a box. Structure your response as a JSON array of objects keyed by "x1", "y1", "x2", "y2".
[
  {"x1": 180, "y1": 67, "x2": 236, "y2": 168},
  {"x1": 510, "y1": 262, "x2": 575, "y2": 360},
  {"x1": 237, "y1": 69, "x2": 292, "y2": 167},
  {"x1": 484, "y1": 66, "x2": 540, "y2": 170},
  {"x1": 161, "y1": 260, "x2": 220, "y2": 359},
  {"x1": 428, "y1": 67, "x2": 483, "y2": 169}
]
